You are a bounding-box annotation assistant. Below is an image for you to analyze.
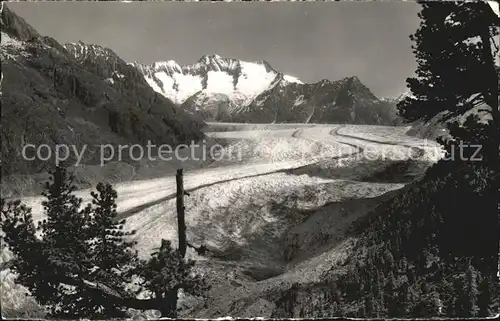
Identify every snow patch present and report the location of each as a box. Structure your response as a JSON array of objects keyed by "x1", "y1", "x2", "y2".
[
  {"x1": 143, "y1": 75, "x2": 165, "y2": 95},
  {"x1": 1, "y1": 32, "x2": 25, "y2": 48},
  {"x1": 284, "y1": 74, "x2": 303, "y2": 84},
  {"x1": 444, "y1": 12, "x2": 461, "y2": 27},
  {"x1": 294, "y1": 95, "x2": 305, "y2": 106},
  {"x1": 235, "y1": 61, "x2": 278, "y2": 101},
  {"x1": 463, "y1": 36, "x2": 481, "y2": 46},
  {"x1": 206, "y1": 71, "x2": 234, "y2": 93},
  {"x1": 153, "y1": 71, "x2": 204, "y2": 104},
  {"x1": 395, "y1": 90, "x2": 416, "y2": 101},
  {"x1": 172, "y1": 73, "x2": 203, "y2": 102},
  {"x1": 0, "y1": 32, "x2": 29, "y2": 61}
]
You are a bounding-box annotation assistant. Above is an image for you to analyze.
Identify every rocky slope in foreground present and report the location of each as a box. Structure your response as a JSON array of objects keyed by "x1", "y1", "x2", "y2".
[
  {"x1": 134, "y1": 56, "x2": 401, "y2": 125},
  {"x1": 1, "y1": 5, "x2": 205, "y2": 177}
]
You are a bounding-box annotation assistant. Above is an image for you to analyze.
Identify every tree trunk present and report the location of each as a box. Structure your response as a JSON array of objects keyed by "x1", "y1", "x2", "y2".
[
  {"x1": 159, "y1": 290, "x2": 178, "y2": 318},
  {"x1": 479, "y1": 27, "x2": 500, "y2": 276},
  {"x1": 172, "y1": 169, "x2": 187, "y2": 318},
  {"x1": 176, "y1": 168, "x2": 187, "y2": 259},
  {"x1": 479, "y1": 29, "x2": 499, "y2": 161}
]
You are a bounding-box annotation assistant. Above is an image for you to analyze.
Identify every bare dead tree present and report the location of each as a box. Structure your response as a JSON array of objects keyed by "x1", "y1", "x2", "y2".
[
  {"x1": 176, "y1": 168, "x2": 188, "y2": 258},
  {"x1": 176, "y1": 168, "x2": 209, "y2": 257}
]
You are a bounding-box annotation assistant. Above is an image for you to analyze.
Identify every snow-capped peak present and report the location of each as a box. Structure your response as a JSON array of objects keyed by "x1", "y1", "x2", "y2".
[
  {"x1": 134, "y1": 54, "x2": 283, "y2": 105},
  {"x1": 379, "y1": 91, "x2": 415, "y2": 103},
  {"x1": 153, "y1": 60, "x2": 181, "y2": 71},
  {"x1": 395, "y1": 90, "x2": 416, "y2": 101}
]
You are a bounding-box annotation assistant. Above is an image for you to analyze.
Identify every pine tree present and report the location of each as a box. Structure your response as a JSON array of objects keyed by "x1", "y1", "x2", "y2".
[
  {"x1": 383, "y1": 247, "x2": 395, "y2": 270},
  {"x1": 0, "y1": 199, "x2": 46, "y2": 301},
  {"x1": 452, "y1": 263, "x2": 480, "y2": 317},
  {"x1": 88, "y1": 183, "x2": 138, "y2": 279},
  {"x1": 394, "y1": 281, "x2": 411, "y2": 316},
  {"x1": 34, "y1": 167, "x2": 97, "y2": 317},
  {"x1": 397, "y1": 3, "x2": 499, "y2": 317},
  {"x1": 344, "y1": 268, "x2": 361, "y2": 301},
  {"x1": 86, "y1": 182, "x2": 139, "y2": 317},
  {"x1": 385, "y1": 272, "x2": 398, "y2": 316},
  {"x1": 364, "y1": 294, "x2": 375, "y2": 317},
  {"x1": 398, "y1": 0, "x2": 499, "y2": 215},
  {"x1": 464, "y1": 264, "x2": 480, "y2": 316},
  {"x1": 1, "y1": 167, "x2": 91, "y2": 316},
  {"x1": 477, "y1": 274, "x2": 493, "y2": 316},
  {"x1": 1, "y1": 167, "x2": 209, "y2": 318},
  {"x1": 438, "y1": 277, "x2": 455, "y2": 316},
  {"x1": 415, "y1": 291, "x2": 442, "y2": 317},
  {"x1": 398, "y1": 2, "x2": 499, "y2": 138}
]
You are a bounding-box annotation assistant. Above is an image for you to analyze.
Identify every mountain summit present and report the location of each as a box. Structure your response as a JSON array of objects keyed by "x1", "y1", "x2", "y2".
[
  {"x1": 132, "y1": 55, "x2": 303, "y2": 106},
  {"x1": 134, "y1": 55, "x2": 400, "y2": 125}
]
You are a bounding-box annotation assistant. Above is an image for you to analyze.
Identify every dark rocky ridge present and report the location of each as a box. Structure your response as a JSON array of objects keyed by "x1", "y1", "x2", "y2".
[
  {"x1": 236, "y1": 75, "x2": 401, "y2": 124},
  {"x1": 181, "y1": 73, "x2": 401, "y2": 125},
  {"x1": 1, "y1": 5, "x2": 205, "y2": 176}
]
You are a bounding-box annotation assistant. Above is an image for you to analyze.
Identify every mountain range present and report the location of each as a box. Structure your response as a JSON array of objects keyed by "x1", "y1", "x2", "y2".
[
  {"x1": 133, "y1": 56, "x2": 402, "y2": 125},
  {"x1": 1, "y1": 5, "x2": 204, "y2": 176},
  {"x1": 1, "y1": 4, "x2": 403, "y2": 176}
]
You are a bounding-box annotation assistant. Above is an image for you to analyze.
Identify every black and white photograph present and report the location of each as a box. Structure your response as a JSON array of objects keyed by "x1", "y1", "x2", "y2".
[{"x1": 0, "y1": 0, "x2": 499, "y2": 319}]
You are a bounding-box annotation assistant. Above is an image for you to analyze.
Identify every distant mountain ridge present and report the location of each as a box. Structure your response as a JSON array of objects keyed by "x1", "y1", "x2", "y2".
[
  {"x1": 132, "y1": 54, "x2": 303, "y2": 106},
  {"x1": 134, "y1": 55, "x2": 402, "y2": 125}
]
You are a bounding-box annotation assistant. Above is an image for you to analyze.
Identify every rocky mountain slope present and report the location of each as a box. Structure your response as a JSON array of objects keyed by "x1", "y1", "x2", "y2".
[
  {"x1": 134, "y1": 56, "x2": 401, "y2": 125},
  {"x1": 234, "y1": 75, "x2": 401, "y2": 124},
  {"x1": 1, "y1": 5, "x2": 205, "y2": 176}
]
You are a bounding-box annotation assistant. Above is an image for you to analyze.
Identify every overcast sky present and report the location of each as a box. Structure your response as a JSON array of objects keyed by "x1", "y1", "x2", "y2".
[{"x1": 9, "y1": 1, "x2": 422, "y2": 98}]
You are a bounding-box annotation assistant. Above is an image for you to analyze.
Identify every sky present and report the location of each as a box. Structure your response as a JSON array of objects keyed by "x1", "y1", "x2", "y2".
[{"x1": 9, "y1": 1, "x2": 422, "y2": 98}]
